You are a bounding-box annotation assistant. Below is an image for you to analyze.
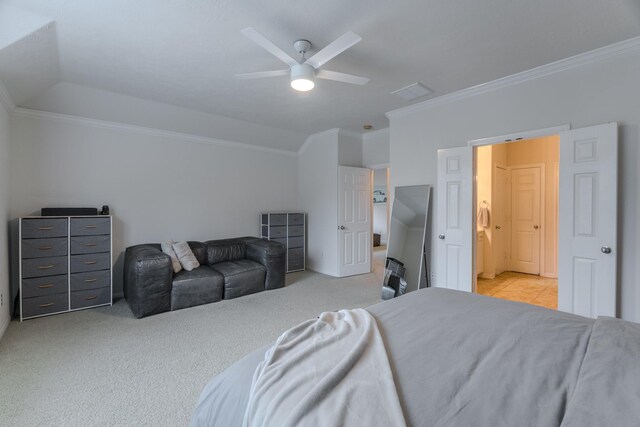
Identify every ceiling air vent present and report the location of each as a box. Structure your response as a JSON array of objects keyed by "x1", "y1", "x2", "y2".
[{"x1": 391, "y1": 82, "x2": 433, "y2": 101}]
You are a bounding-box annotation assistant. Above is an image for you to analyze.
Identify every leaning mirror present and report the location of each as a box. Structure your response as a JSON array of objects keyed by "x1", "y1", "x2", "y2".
[{"x1": 381, "y1": 185, "x2": 431, "y2": 300}]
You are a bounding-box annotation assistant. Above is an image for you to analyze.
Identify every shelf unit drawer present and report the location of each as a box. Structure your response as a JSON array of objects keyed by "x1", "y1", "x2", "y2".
[
  {"x1": 287, "y1": 257, "x2": 304, "y2": 271},
  {"x1": 287, "y1": 236, "x2": 304, "y2": 248},
  {"x1": 21, "y1": 218, "x2": 68, "y2": 239},
  {"x1": 22, "y1": 275, "x2": 68, "y2": 298},
  {"x1": 288, "y1": 247, "x2": 304, "y2": 259},
  {"x1": 22, "y1": 237, "x2": 68, "y2": 259},
  {"x1": 71, "y1": 270, "x2": 111, "y2": 292},
  {"x1": 269, "y1": 214, "x2": 287, "y2": 226},
  {"x1": 288, "y1": 225, "x2": 304, "y2": 237},
  {"x1": 269, "y1": 226, "x2": 287, "y2": 238},
  {"x1": 70, "y1": 235, "x2": 111, "y2": 254},
  {"x1": 70, "y1": 217, "x2": 111, "y2": 236},
  {"x1": 71, "y1": 287, "x2": 110, "y2": 310},
  {"x1": 70, "y1": 252, "x2": 110, "y2": 273},
  {"x1": 22, "y1": 293, "x2": 69, "y2": 319},
  {"x1": 22, "y1": 256, "x2": 68, "y2": 278},
  {"x1": 288, "y1": 213, "x2": 304, "y2": 225}
]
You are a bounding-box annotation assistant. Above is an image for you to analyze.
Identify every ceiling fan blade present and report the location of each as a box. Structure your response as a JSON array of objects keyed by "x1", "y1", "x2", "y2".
[
  {"x1": 241, "y1": 27, "x2": 299, "y2": 67},
  {"x1": 316, "y1": 69, "x2": 369, "y2": 85},
  {"x1": 304, "y1": 31, "x2": 362, "y2": 69},
  {"x1": 235, "y1": 70, "x2": 289, "y2": 80}
]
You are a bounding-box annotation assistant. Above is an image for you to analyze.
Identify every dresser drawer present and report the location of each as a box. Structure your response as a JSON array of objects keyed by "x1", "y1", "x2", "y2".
[
  {"x1": 288, "y1": 213, "x2": 304, "y2": 225},
  {"x1": 22, "y1": 275, "x2": 68, "y2": 298},
  {"x1": 271, "y1": 238, "x2": 287, "y2": 247},
  {"x1": 71, "y1": 287, "x2": 110, "y2": 310},
  {"x1": 22, "y1": 237, "x2": 68, "y2": 259},
  {"x1": 22, "y1": 293, "x2": 69, "y2": 318},
  {"x1": 70, "y1": 252, "x2": 111, "y2": 273},
  {"x1": 288, "y1": 248, "x2": 304, "y2": 259},
  {"x1": 287, "y1": 257, "x2": 304, "y2": 271},
  {"x1": 288, "y1": 236, "x2": 304, "y2": 248},
  {"x1": 288, "y1": 225, "x2": 304, "y2": 237},
  {"x1": 70, "y1": 217, "x2": 110, "y2": 236},
  {"x1": 70, "y1": 235, "x2": 110, "y2": 255},
  {"x1": 269, "y1": 214, "x2": 287, "y2": 226},
  {"x1": 269, "y1": 226, "x2": 287, "y2": 238},
  {"x1": 22, "y1": 256, "x2": 68, "y2": 278},
  {"x1": 21, "y1": 218, "x2": 68, "y2": 239},
  {"x1": 71, "y1": 270, "x2": 111, "y2": 292}
]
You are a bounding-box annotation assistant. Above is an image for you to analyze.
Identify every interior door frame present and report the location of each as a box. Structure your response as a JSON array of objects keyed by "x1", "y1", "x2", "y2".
[
  {"x1": 468, "y1": 125, "x2": 569, "y2": 293},
  {"x1": 507, "y1": 163, "x2": 546, "y2": 276}
]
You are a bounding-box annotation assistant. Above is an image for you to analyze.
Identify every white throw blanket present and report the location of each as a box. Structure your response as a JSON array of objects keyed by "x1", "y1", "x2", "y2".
[{"x1": 242, "y1": 309, "x2": 407, "y2": 427}]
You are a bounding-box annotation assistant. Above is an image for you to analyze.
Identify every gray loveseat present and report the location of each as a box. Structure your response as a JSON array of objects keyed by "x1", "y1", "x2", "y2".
[{"x1": 123, "y1": 237, "x2": 285, "y2": 318}]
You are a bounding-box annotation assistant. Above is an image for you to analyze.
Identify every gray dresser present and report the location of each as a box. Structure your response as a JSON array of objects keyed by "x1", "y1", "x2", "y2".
[
  {"x1": 19, "y1": 216, "x2": 113, "y2": 321},
  {"x1": 261, "y1": 212, "x2": 305, "y2": 273}
]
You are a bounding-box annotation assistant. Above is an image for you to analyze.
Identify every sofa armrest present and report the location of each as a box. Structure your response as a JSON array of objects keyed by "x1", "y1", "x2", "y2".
[
  {"x1": 245, "y1": 239, "x2": 286, "y2": 290},
  {"x1": 123, "y1": 244, "x2": 173, "y2": 318}
]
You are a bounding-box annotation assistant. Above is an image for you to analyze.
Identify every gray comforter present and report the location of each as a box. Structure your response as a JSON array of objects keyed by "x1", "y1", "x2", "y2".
[{"x1": 191, "y1": 288, "x2": 640, "y2": 426}]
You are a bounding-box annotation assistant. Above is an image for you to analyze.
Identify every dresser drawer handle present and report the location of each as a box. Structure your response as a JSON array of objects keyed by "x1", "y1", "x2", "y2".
[
  {"x1": 38, "y1": 265, "x2": 54, "y2": 270},
  {"x1": 37, "y1": 226, "x2": 54, "y2": 231},
  {"x1": 85, "y1": 225, "x2": 97, "y2": 229},
  {"x1": 84, "y1": 295, "x2": 97, "y2": 301},
  {"x1": 84, "y1": 261, "x2": 97, "y2": 265},
  {"x1": 84, "y1": 243, "x2": 97, "y2": 247},
  {"x1": 39, "y1": 303, "x2": 54, "y2": 308},
  {"x1": 37, "y1": 284, "x2": 53, "y2": 289},
  {"x1": 84, "y1": 278, "x2": 97, "y2": 283},
  {"x1": 38, "y1": 245, "x2": 53, "y2": 250}
]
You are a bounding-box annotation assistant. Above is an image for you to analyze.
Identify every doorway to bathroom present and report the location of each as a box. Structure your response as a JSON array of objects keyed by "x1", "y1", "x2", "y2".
[{"x1": 474, "y1": 136, "x2": 559, "y2": 309}]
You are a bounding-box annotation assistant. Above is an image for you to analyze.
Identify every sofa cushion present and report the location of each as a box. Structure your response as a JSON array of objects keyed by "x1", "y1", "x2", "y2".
[
  {"x1": 187, "y1": 241, "x2": 208, "y2": 265},
  {"x1": 211, "y1": 259, "x2": 266, "y2": 300},
  {"x1": 171, "y1": 266, "x2": 223, "y2": 311},
  {"x1": 205, "y1": 237, "x2": 258, "y2": 265}
]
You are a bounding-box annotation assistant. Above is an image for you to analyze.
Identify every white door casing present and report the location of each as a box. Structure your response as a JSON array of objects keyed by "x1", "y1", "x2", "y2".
[
  {"x1": 436, "y1": 147, "x2": 473, "y2": 291},
  {"x1": 558, "y1": 123, "x2": 618, "y2": 318},
  {"x1": 337, "y1": 166, "x2": 372, "y2": 277},
  {"x1": 510, "y1": 166, "x2": 542, "y2": 275},
  {"x1": 493, "y1": 166, "x2": 508, "y2": 275}
]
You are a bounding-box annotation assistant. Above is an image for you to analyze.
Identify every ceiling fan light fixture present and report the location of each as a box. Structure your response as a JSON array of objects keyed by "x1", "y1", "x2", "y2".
[{"x1": 290, "y1": 64, "x2": 315, "y2": 92}]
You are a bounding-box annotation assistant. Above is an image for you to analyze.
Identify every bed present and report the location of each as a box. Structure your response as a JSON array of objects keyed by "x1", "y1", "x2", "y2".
[{"x1": 191, "y1": 288, "x2": 640, "y2": 426}]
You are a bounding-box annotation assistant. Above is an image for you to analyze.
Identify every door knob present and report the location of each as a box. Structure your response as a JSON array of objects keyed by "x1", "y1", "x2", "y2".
[
  {"x1": 601, "y1": 246, "x2": 612, "y2": 254},
  {"x1": 438, "y1": 234, "x2": 445, "y2": 240},
  {"x1": 338, "y1": 225, "x2": 346, "y2": 230},
  {"x1": 495, "y1": 225, "x2": 501, "y2": 230},
  {"x1": 533, "y1": 225, "x2": 539, "y2": 229}
]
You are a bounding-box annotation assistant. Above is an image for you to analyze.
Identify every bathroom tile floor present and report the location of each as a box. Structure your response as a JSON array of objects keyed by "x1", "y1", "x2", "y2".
[{"x1": 477, "y1": 271, "x2": 557, "y2": 310}]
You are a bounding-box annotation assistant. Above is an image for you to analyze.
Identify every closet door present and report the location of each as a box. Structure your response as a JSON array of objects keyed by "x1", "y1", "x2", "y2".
[{"x1": 558, "y1": 123, "x2": 617, "y2": 318}]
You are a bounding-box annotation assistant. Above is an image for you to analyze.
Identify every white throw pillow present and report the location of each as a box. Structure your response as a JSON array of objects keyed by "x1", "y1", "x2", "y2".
[
  {"x1": 172, "y1": 241, "x2": 200, "y2": 271},
  {"x1": 161, "y1": 240, "x2": 182, "y2": 274}
]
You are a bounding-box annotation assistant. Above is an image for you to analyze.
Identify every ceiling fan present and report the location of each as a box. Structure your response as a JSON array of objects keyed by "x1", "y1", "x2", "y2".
[{"x1": 236, "y1": 27, "x2": 369, "y2": 92}]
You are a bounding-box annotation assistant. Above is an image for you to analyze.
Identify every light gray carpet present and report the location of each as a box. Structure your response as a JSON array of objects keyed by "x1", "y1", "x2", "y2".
[{"x1": 0, "y1": 256, "x2": 385, "y2": 426}]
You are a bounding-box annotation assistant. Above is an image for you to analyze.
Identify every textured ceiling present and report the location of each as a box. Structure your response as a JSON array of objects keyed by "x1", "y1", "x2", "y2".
[{"x1": 1, "y1": 0, "x2": 640, "y2": 146}]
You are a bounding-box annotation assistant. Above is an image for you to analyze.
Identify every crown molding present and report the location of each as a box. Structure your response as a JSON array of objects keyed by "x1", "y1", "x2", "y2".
[
  {"x1": 12, "y1": 107, "x2": 298, "y2": 156},
  {"x1": 387, "y1": 36, "x2": 640, "y2": 120},
  {"x1": 0, "y1": 79, "x2": 16, "y2": 113}
]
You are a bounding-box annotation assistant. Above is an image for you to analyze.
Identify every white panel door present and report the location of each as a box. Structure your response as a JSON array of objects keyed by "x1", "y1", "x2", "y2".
[
  {"x1": 510, "y1": 167, "x2": 541, "y2": 275},
  {"x1": 558, "y1": 123, "x2": 617, "y2": 318},
  {"x1": 338, "y1": 166, "x2": 372, "y2": 277},
  {"x1": 436, "y1": 147, "x2": 473, "y2": 291}
]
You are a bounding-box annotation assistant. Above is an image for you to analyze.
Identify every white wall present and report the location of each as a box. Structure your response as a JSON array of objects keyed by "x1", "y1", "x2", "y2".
[
  {"x1": 372, "y1": 168, "x2": 389, "y2": 244},
  {"x1": 0, "y1": 102, "x2": 10, "y2": 336},
  {"x1": 337, "y1": 130, "x2": 363, "y2": 167},
  {"x1": 389, "y1": 48, "x2": 640, "y2": 321},
  {"x1": 10, "y1": 112, "x2": 299, "y2": 298},
  {"x1": 298, "y1": 130, "x2": 339, "y2": 276},
  {"x1": 363, "y1": 128, "x2": 390, "y2": 168}
]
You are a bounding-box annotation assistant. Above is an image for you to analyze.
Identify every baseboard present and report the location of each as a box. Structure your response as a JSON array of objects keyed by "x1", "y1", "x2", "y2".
[
  {"x1": 479, "y1": 273, "x2": 496, "y2": 279},
  {"x1": 541, "y1": 273, "x2": 557, "y2": 279}
]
